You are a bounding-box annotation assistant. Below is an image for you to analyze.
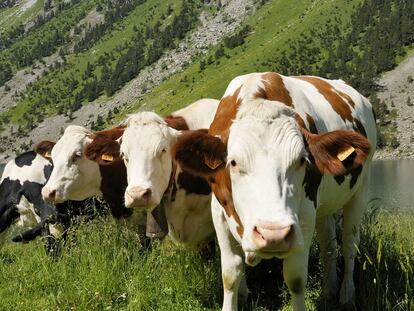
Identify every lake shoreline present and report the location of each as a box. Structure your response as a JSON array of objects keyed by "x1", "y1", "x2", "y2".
[{"x1": 374, "y1": 148, "x2": 414, "y2": 160}]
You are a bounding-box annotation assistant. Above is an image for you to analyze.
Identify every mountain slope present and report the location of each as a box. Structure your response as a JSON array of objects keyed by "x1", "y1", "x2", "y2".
[{"x1": 0, "y1": 0, "x2": 413, "y2": 161}]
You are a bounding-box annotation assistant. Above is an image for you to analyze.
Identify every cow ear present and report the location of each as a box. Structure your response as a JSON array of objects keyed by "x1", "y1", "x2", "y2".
[
  {"x1": 173, "y1": 129, "x2": 227, "y2": 177},
  {"x1": 84, "y1": 135, "x2": 121, "y2": 165},
  {"x1": 303, "y1": 129, "x2": 371, "y2": 176},
  {"x1": 34, "y1": 141, "x2": 55, "y2": 159}
]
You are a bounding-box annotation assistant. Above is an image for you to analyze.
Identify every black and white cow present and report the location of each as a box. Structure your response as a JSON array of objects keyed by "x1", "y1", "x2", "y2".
[{"x1": 0, "y1": 149, "x2": 100, "y2": 253}]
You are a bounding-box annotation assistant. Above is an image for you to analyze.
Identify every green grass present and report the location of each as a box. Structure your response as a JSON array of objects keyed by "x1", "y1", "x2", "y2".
[{"x1": 0, "y1": 208, "x2": 412, "y2": 310}]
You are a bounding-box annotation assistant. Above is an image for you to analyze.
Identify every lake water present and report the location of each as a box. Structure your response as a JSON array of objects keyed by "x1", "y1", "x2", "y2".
[{"x1": 0, "y1": 160, "x2": 412, "y2": 211}]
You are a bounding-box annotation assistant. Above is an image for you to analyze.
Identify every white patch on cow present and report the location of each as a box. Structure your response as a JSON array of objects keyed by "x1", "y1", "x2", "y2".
[
  {"x1": 172, "y1": 98, "x2": 219, "y2": 129},
  {"x1": 43, "y1": 125, "x2": 102, "y2": 202},
  {"x1": 164, "y1": 184, "x2": 214, "y2": 248},
  {"x1": 1, "y1": 153, "x2": 50, "y2": 184},
  {"x1": 223, "y1": 73, "x2": 257, "y2": 97}
]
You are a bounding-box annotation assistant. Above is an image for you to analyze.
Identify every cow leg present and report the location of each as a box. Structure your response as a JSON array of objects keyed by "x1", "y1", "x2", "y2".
[
  {"x1": 316, "y1": 214, "x2": 339, "y2": 300},
  {"x1": 283, "y1": 200, "x2": 315, "y2": 311},
  {"x1": 211, "y1": 195, "x2": 245, "y2": 311},
  {"x1": 339, "y1": 172, "x2": 369, "y2": 305}
]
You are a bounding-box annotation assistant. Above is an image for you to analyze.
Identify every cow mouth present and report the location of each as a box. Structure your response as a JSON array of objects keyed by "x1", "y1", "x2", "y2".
[
  {"x1": 251, "y1": 250, "x2": 291, "y2": 260},
  {"x1": 125, "y1": 201, "x2": 157, "y2": 211}
]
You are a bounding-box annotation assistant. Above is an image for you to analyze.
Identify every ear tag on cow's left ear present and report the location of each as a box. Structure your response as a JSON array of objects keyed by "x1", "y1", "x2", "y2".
[
  {"x1": 101, "y1": 154, "x2": 114, "y2": 162},
  {"x1": 337, "y1": 146, "x2": 355, "y2": 162}
]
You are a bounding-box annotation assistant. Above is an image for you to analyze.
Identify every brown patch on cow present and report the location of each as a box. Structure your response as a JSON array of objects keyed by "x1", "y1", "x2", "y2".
[
  {"x1": 211, "y1": 169, "x2": 244, "y2": 237},
  {"x1": 164, "y1": 115, "x2": 189, "y2": 130},
  {"x1": 206, "y1": 87, "x2": 246, "y2": 237},
  {"x1": 254, "y1": 72, "x2": 294, "y2": 107},
  {"x1": 98, "y1": 159, "x2": 132, "y2": 219},
  {"x1": 177, "y1": 170, "x2": 211, "y2": 196},
  {"x1": 34, "y1": 140, "x2": 56, "y2": 159},
  {"x1": 209, "y1": 87, "x2": 242, "y2": 141},
  {"x1": 296, "y1": 76, "x2": 355, "y2": 122},
  {"x1": 87, "y1": 127, "x2": 132, "y2": 218},
  {"x1": 94, "y1": 126, "x2": 125, "y2": 140}
]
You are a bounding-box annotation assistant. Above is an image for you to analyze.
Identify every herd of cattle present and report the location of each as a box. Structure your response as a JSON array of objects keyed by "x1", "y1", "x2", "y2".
[{"x1": 0, "y1": 72, "x2": 376, "y2": 310}]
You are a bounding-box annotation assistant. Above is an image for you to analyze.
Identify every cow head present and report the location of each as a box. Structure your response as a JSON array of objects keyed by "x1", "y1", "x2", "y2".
[
  {"x1": 174, "y1": 99, "x2": 371, "y2": 261},
  {"x1": 83, "y1": 112, "x2": 180, "y2": 211},
  {"x1": 37, "y1": 126, "x2": 102, "y2": 203}
]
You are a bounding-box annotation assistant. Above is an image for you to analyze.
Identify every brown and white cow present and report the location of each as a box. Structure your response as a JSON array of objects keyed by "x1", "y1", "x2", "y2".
[
  {"x1": 173, "y1": 72, "x2": 376, "y2": 310},
  {"x1": 84, "y1": 99, "x2": 220, "y2": 249},
  {"x1": 37, "y1": 99, "x2": 219, "y2": 240},
  {"x1": 35, "y1": 126, "x2": 150, "y2": 233}
]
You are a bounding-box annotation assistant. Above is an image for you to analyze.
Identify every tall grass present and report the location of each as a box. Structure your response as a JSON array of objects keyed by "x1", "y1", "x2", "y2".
[{"x1": 0, "y1": 209, "x2": 412, "y2": 310}]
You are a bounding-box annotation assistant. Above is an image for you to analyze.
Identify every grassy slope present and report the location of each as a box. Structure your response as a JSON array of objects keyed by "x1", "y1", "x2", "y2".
[
  {"x1": 117, "y1": 0, "x2": 361, "y2": 120},
  {"x1": 0, "y1": 210, "x2": 412, "y2": 310},
  {"x1": 5, "y1": 0, "x2": 182, "y2": 123}
]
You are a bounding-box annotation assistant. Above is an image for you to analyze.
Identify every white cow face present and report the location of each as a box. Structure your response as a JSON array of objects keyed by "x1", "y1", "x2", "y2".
[
  {"x1": 41, "y1": 126, "x2": 101, "y2": 203},
  {"x1": 121, "y1": 113, "x2": 179, "y2": 211},
  {"x1": 227, "y1": 107, "x2": 308, "y2": 259}
]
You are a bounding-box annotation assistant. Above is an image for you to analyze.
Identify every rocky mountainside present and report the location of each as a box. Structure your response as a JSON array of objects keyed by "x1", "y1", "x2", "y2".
[
  {"x1": 0, "y1": 0, "x2": 413, "y2": 161},
  {"x1": 375, "y1": 55, "x2": 414, "y2": 159},
  {"x1": 0, "y1": 0, "x2": 256, "y2": 160}
]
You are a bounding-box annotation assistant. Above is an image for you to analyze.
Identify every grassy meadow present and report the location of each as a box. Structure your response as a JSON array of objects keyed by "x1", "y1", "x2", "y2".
[{"x1": 0, "y1": 206, "x2": 413, "y2": 311}]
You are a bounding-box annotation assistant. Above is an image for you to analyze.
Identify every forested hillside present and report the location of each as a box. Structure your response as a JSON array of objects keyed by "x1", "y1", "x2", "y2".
[{"x1": 0, "y1": 0, "x2": 413, "y2": 160}]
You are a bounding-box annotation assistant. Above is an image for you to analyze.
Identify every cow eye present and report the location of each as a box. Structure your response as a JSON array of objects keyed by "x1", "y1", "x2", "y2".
[
  {"x1": 230, "y1": 160, "x2": 237, "y2": 167},
  {"x1": 300, "y1": 157, "x2": 306, "y2": 166}
]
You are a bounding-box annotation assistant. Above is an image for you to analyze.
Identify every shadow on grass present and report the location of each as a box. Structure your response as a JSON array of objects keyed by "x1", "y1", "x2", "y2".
[{"x1": 0, "y1": 252, "x2": 16, "y2": 264}]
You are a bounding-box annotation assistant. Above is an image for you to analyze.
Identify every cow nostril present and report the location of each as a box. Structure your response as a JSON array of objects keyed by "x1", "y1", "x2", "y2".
[
  {"x1": 49, "y1": 190, "x2": 56, "y2": 198},
  {"x1": 253, "y1": 226, "x2": 264, "y2": 240},
  {"x1": 142, "y1": 189, "x2": 152, "y2": 199}
]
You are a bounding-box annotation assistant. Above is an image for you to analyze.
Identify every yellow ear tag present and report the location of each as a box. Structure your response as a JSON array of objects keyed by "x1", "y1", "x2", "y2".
[
  {"x1": 44, "y1": 152, "x2": 51, "y2": 159},
  {"x1": 101, "y1": 154, "x2": 114, "y2": 162},
  {"x1": 337, "y1": 146, "x2": 355, "y2": 162}
]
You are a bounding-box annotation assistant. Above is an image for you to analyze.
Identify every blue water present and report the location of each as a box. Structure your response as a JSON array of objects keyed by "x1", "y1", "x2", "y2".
[{"x1": 0, "y1": 160, "x2": 413, "y2": 210}]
